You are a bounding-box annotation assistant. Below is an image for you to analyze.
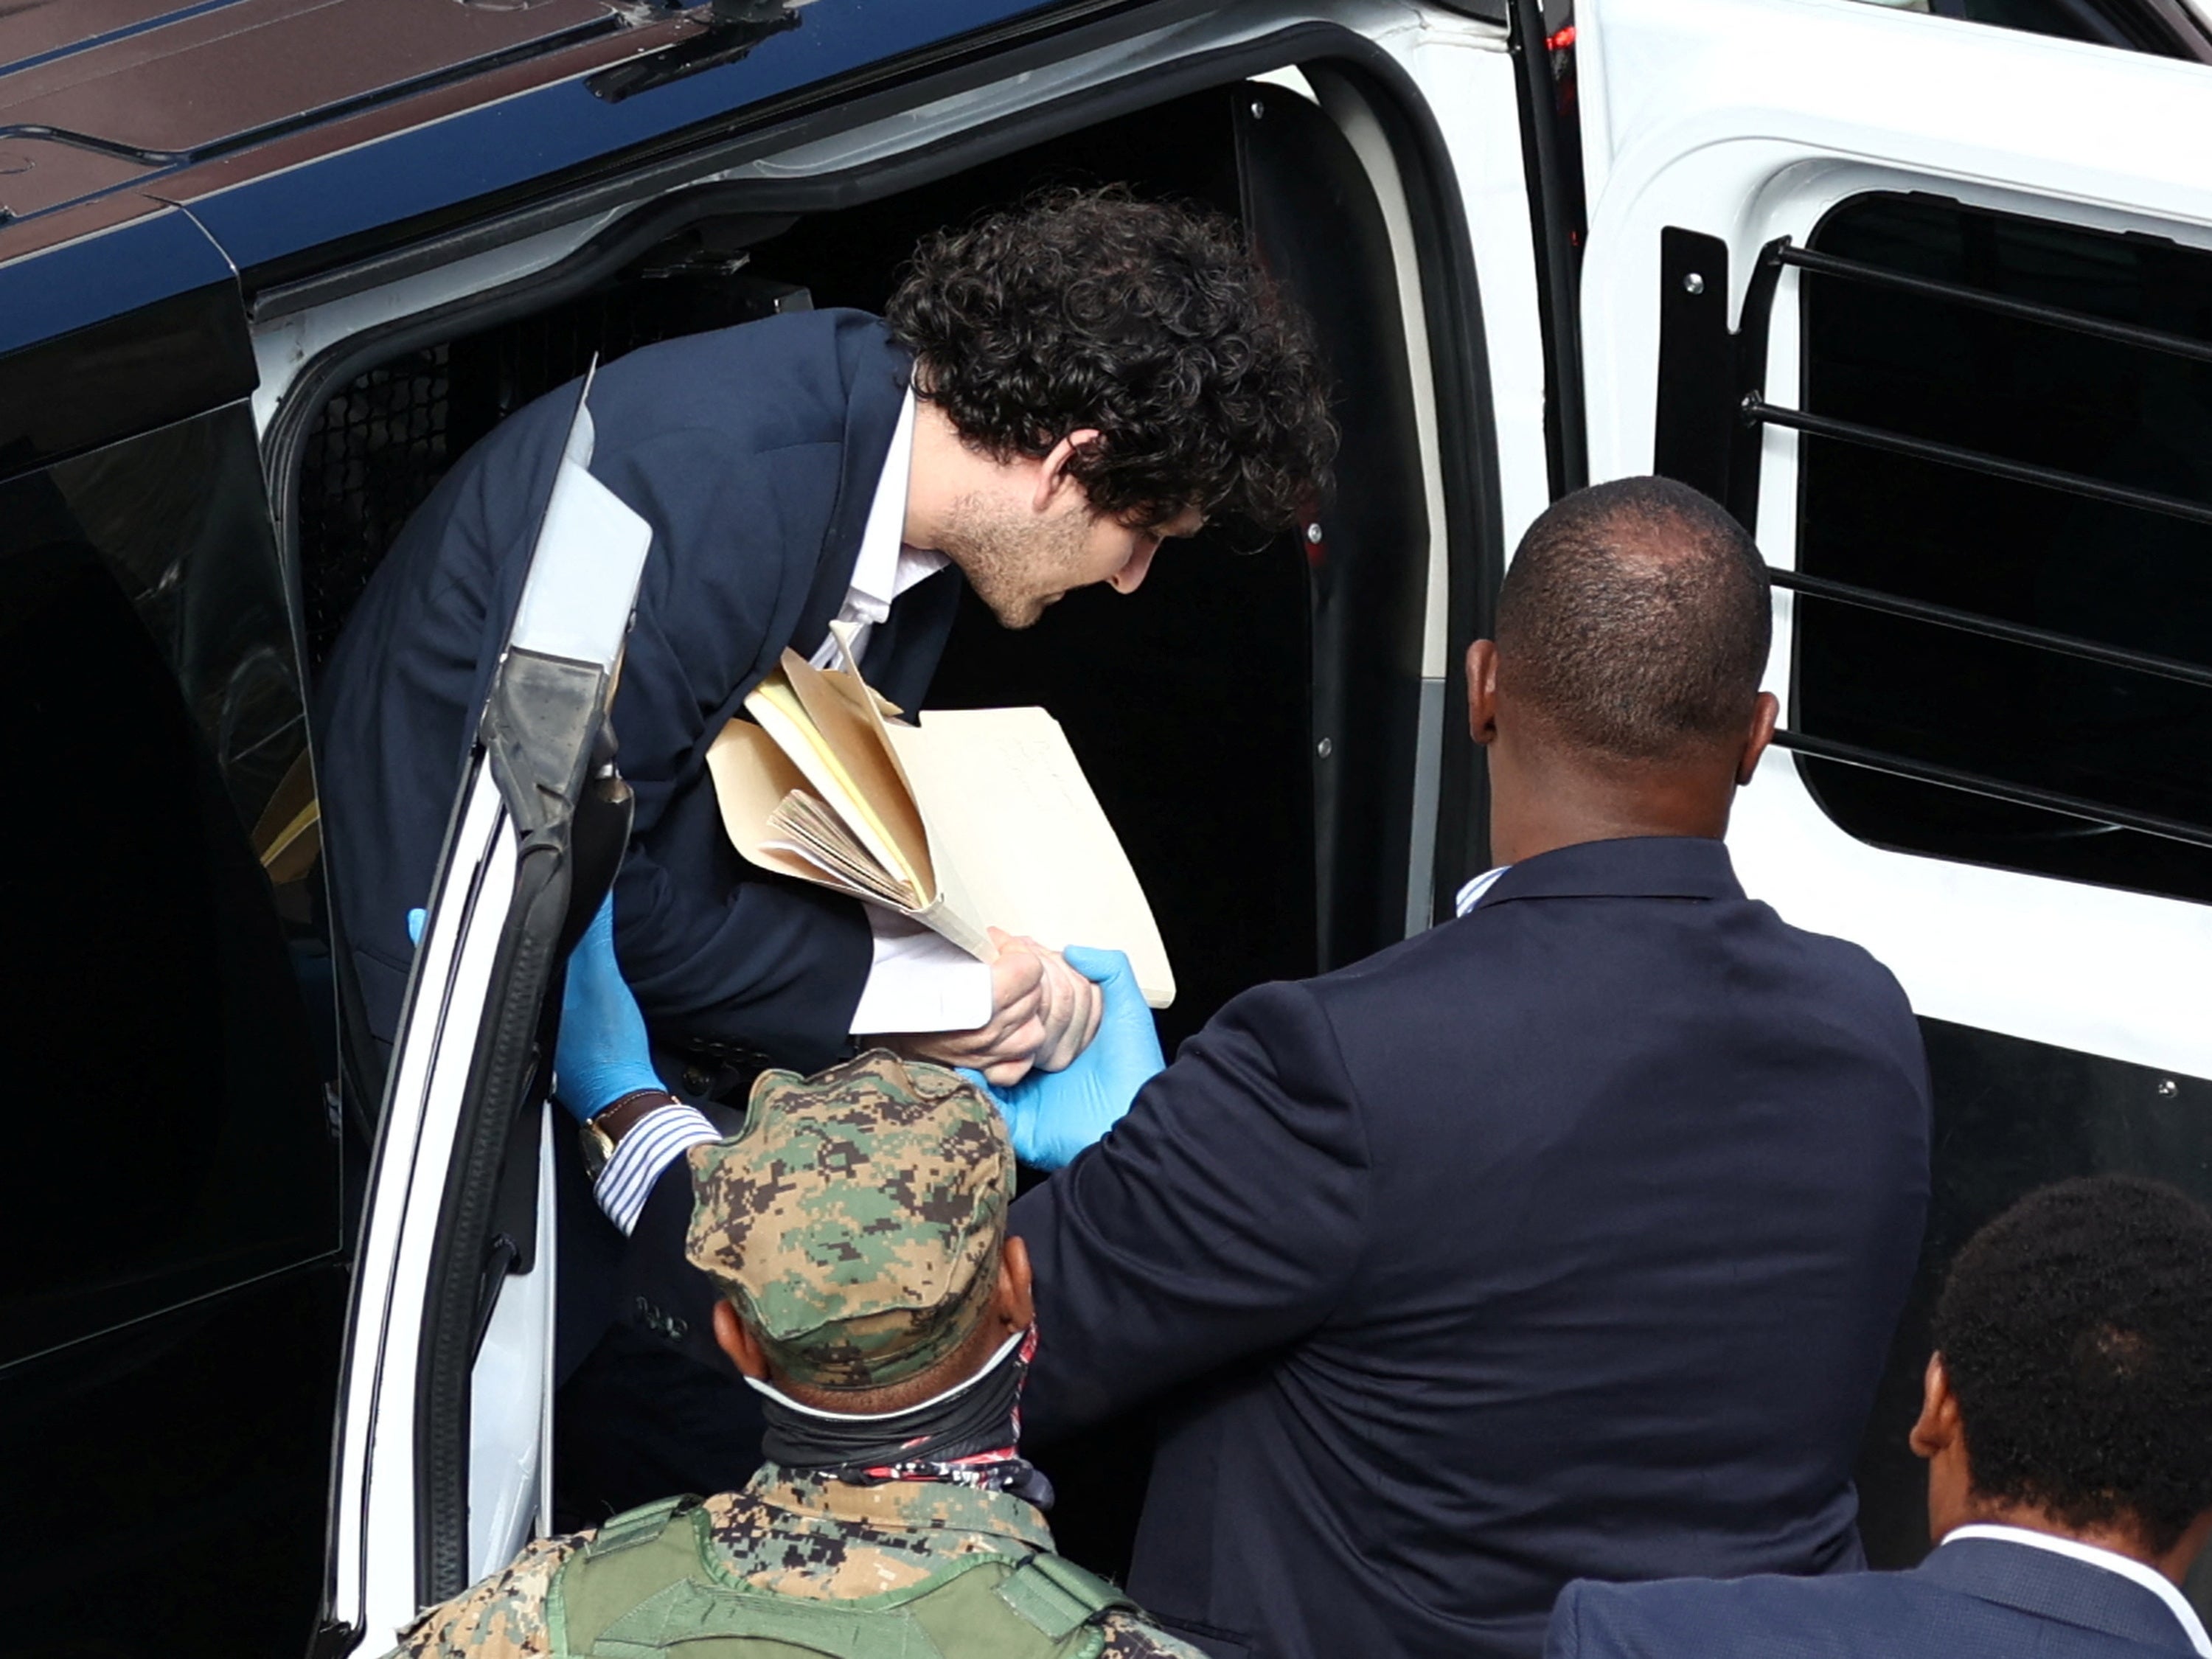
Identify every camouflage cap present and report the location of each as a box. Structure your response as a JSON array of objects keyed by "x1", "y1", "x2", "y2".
[{"x1": 684, "y1": 1049, "x2": 1015, "y2": 1391}]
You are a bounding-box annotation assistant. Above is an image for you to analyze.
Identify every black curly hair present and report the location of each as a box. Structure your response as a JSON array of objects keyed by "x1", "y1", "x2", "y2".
[
  {"x1": 1935, "y1": 1175, "x2": 2212, "y2": 1553},
  {"x1": 883, "y1": 186, "x2": 1336, "y2": 535}
]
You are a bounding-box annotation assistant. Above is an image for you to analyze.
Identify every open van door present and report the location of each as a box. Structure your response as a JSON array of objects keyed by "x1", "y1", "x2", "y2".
[
  {"x1": 1570, "y1": 0, "x2": 2212, "y2": 1567},
  {"x1": 324, "y1": 375, "x2": 652, "y2": 1655}
]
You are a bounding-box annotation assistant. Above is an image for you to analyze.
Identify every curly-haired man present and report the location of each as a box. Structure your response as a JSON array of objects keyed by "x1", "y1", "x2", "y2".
[
  {"x1": 326, "y1": 187, "x2": 1329, "y2": 1084},
  {"x1": 316, "y1": 186, "x2": 1332, "y2": 1514},
  {"x1": 1548, "y1": 1175, "x2": 2212, "y2": 1659}
]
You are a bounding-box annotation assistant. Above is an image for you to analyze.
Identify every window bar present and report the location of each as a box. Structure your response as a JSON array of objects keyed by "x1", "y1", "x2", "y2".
[
  {"x1": 1768, "y1": 568, "x2": 2212, "y2": 693},
  {"x1": 1771, "y1": 242, "x2": 2212, "y2": 369},
  {"x1": 1771, "y1": 729, "x2": 2212, "y2": 852},
  {"x1": 1742, "y1": 396, "x2": 2212, "y2": 529}
]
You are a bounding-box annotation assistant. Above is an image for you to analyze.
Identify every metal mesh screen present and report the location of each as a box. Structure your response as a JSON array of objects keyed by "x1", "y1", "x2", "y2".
[
  {"x1": 296, "y1": 264, "x2": 809, "y2": 669},
  {"x1": 299, "y1": 344, "x2": 456, "y2": 669}
]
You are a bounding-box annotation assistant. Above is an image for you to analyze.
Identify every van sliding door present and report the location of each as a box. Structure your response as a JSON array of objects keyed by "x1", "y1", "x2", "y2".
[
  {"x1": 1237, "y1": 82, "x2": 1435, "y2": 967},
  {"x1": 1571, "y1": 0, "x2": 2212, "y2": 1580}
]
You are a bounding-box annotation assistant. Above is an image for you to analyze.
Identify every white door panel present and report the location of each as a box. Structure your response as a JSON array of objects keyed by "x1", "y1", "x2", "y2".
[
  {"x1": 1731, "y1": 753, "x2": 2212, "y2": 1082},
  {"x1": 1576, "y1": 0, "x2": 2212, "y2": 1078},
  {"x1": 467, "y1": 1105, "x2": 559, "y2": 1583},
  {"x1": 1362, "y1": 14, "x2": 1558, "y2": 600},
  {"x1": 327, "y1": 375, "x2": 650, "y2": 1652},
  {"x1": 1580, "y1": 0, "x2": 2212, "y2": 223},
  {"x1": 334, "y1": 770, "x2": 521, "y2": 1649}
]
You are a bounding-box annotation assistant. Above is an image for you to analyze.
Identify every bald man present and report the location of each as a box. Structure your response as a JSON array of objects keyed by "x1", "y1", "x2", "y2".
[{"x1": 1004, "y1": 478, "x2": 1935, "y2": 1659}]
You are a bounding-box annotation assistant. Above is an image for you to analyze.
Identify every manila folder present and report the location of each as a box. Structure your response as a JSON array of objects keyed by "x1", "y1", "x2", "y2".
[{"x1": 884, "y1": 709, "x2": 1174, "y2": 1010}]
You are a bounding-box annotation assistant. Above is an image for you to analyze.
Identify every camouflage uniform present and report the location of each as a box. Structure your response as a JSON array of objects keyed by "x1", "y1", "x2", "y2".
[
  {"x1": 388, "y1": 1053, "x2": 1202, "y2": 1659},
  {"x1": 389, "y1": 1467, "x2": 1200, "y2": 1659}
]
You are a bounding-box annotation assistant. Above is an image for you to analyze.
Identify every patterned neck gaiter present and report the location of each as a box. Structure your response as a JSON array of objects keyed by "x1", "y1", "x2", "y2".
[{"x1": 746, "y1": 1326, "x2": 1054, "y2": 1509}]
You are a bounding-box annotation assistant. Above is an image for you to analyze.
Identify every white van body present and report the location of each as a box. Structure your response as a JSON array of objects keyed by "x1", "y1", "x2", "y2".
[{"x1": 288, "y1": 1, "x2": 2212, "y2": 1646}]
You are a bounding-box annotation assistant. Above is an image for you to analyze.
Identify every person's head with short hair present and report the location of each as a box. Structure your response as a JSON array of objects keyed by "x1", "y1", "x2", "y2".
[
  {"x1": 1466, "y1": 476, "x2": 1778, "y2": 862},
  {"x1": 885, "y1": 185, "x2": 1337, "y2": 629},
  {"x1": 1913, "y1": 1175, "x2": 2212, "y2": 1576},
  {"x1": 686, "y1": 1049, "x2": 1032, "y2": 1413}
]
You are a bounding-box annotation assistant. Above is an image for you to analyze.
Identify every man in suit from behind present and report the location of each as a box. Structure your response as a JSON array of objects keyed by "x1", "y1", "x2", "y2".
[
  {"x1": 999, "y1": 476, "x2": 1934, "y2": 1659},
  {"x1": 1549, "y1": 1175, "x2": 2212, "y2": 1659}
]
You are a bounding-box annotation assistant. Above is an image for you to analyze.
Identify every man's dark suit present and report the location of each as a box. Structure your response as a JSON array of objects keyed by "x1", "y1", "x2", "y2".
[
  {"x1": 316, "y1": 308, "x2": 960, "y2": 1072},
  {"x1": 1009, "y1": 835, "x2": 1933, "y2": 1659},
  {"x1": 316, "y1": 309, "x2": 961, "y2": 1521},
  {"x1": 1548, "y1": 1535, "x2": 2208, "y2": 1659}
]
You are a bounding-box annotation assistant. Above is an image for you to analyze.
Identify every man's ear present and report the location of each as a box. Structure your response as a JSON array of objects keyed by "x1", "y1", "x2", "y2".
[
  {"x1": 1736, "y1": 690, "x2": 1779, "y2": 787},
  {"x1": 1466, "y1": 640, "x2": 1501, "y2": 745},
  {"x1": 1909, "y1": 1352, "x2": 1961, "y2": 1462},
  {"x1": 1032, "y1": 429, "x2": 1103, "y2": 515},
  {"x1": 712, "y1": 1298, "x2": 771, "y2": 1380},
  {"x1": 995, "y1": 1233, "x2": 1035, "y2": 1332}
]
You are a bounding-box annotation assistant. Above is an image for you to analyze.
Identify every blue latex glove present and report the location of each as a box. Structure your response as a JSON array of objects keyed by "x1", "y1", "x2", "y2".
[
  {"x1": 549, "y1": 895, "x2": 664, "y2": 1123},
  {"x1": 412, "y1": 898, "x2": 661, "y2": 1123},
  {"x1": 964, "y1": 945, "x2": 1164, "y2": 1169}
]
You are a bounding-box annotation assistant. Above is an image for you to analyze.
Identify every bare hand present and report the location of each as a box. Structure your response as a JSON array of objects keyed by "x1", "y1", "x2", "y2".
[
  {"x1": 995, "y1": 930, "x2": 1104, "y2": 1074},
  {"x1": 880, "y1": 945, "x2": 1048, "y2": 1085}
]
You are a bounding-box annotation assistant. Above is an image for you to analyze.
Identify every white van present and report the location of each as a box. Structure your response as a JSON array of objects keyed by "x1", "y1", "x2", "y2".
[{"x1": 2, "y1": 1, "x2": 2208, "y2": 1650}]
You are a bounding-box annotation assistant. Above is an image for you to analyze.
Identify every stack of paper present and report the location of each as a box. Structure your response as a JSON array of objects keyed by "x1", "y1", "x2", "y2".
[{"x1": 706, "y1": 626, "x2": 1175, "y2": 1008}]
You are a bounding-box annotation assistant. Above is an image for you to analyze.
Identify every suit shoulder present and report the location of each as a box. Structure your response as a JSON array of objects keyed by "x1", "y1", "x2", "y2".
[
  {"x1": 664, "y1": 307, "x2": 900, "y2": 383},
  {"x1": 687, "y1": 305, "x2": 897, "y2": 369},
  {"x1": 614, "y1": 305, "x2": 884, "y2": 364},
  {"x1": 1757, "y1": 905, "x2": 1919, "y2": 1026},
  {"x1": 587, "y1": 310, "x2": 899, "y2": 448},
  {"x1": 1557, "y1": 1570, "x2": 1936, "y2": 1659},
  {"x1": 1288, "y1": 905, "x2": 1509, "y2": 1009}
]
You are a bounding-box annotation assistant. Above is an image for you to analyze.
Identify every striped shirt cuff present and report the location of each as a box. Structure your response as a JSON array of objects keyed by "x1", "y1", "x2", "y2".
[{"x1": 594, "y1": 1105, "x2": 721, "y2": 1236}]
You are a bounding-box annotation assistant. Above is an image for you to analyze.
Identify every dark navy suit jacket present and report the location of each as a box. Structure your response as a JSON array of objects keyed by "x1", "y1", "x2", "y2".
[
  {"x1": 1011, "y1": 835, "x2": 1933, "y2": 1659},
  {"x1": 316, "y1": 309, "x2": 960, "y2": 1070},
  {"x1": 1548, "y1": 1536, "x2": 2208, "y2": 1659}
]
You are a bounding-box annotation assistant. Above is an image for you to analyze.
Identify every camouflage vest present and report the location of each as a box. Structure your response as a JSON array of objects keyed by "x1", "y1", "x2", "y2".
[{"x1": 545, "y1": 1495, "x2": 1137, "y2": 1659}]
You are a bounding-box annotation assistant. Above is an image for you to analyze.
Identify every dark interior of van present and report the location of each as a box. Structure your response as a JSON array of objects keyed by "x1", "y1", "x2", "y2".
[{"x1": 280, "y1": 78, "x2": 1439, "y2": 1575}]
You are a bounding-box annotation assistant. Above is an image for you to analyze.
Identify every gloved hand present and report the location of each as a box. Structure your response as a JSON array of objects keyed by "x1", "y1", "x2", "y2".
[
  {"x1": 963, "y1": 945, "x2": 1163, "y2": 1169},
  {"x1": 549, "y1": 895, "x2": 664, "y2": 1123},
  {"x1": 411, "y1": 898, "x2": 664, "y2": 1123}
]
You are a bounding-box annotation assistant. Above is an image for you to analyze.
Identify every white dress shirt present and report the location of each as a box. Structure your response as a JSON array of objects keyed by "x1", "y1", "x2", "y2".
[
  {"x1": 807, "y1": 386, "x2": 990, "y2": 1040},
  {"x1": 594, "y1": 386, "x2": 987, "y2": 1232},
  {"x1": 1454, "y1": 866, "x2": 1511, "y2": 917},
  {"x1": 1943, "y1": 1524, "x2": 2212, "y2": 1655},
  {"x1": 805, "y1": 386, "x2": 943, "y2": 672}
]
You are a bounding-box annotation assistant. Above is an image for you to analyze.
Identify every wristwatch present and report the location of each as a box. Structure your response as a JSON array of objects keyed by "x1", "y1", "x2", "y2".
[{"x1": 579, "y1": 1088, "x2": 679, "y2": 1181}]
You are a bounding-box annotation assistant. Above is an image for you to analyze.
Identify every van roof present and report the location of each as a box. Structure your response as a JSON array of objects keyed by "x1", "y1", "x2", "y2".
[
  {"x1": 0, "y1": 0, "x2": 1073, "y2": 291},
  {"x1": 0, "y1": 1, "x2": 657, "y2": 235}
]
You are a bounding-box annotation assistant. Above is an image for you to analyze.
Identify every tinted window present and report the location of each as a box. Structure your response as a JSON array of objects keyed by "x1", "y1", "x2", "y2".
[
  {"x1": 1851, "y1": 1018, "x2": 2212, "y2": 1624},
  {"x1": 1794, "y1": 192, "x2": 2212, "y2": 904},
  {"x1": 0, "y1": 1265, "x2": 345, "y2": 1659},
  {"x1": 0, "y1": 409, "x2": 337, "y2": 1369}
]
